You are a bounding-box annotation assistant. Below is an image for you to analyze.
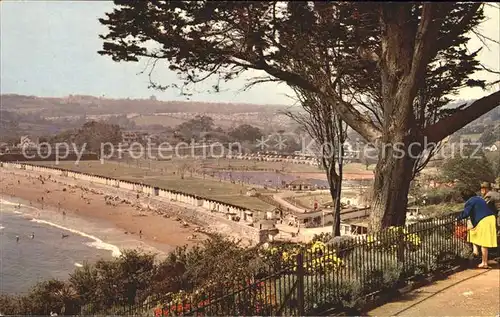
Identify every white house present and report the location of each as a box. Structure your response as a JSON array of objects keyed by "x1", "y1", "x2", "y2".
[
  {"x1": 485, "y1": 144, "x2": 498, "y2": 152},
  {"x1": 18, "y1": 136, "x2": 37, "y2": 149}
]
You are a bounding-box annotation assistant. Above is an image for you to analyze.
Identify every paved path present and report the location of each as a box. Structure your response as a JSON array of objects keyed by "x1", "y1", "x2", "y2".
[
  {"x1": 367, "y1": 260, "x2": 500, "y2": 316},
  {"x1": 272, "y1": 191, "x2": 310, "y2": 213}
]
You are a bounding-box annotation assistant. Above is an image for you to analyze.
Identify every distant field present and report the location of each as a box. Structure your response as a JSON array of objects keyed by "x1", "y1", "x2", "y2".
[
  {"x1": 200, "y1": 158, "x2": 322, "y2": 173},
  {"x1": 132, "y1": 114, "x2": 269, "y2": 129},
  {"x1": 32, "y1": 161, "x2": 276, "y2": 212},
  {"x1": 289, "y1": 191, "x2": 360, "y2": 209},
  {"x1": 112, "y1": 158, "x2": 376, "y2": 180},
  {"x1": 107, "y1": 157, "x2": 321, "y2": 174},
  {"x1": 132, "y1": 115, "x2": 187, "y2": 127},
  {"x1": 201, "y1": 159, "x2": 374, "y2": 174}
]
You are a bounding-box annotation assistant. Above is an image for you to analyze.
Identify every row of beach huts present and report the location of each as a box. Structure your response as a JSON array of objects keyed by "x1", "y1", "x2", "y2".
[{"x1": 0, "y1": 162, "x2": 265, "y2": 230}]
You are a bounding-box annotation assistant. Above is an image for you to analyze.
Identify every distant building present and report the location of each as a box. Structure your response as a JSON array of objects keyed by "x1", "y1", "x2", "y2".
[
  {"x1": 18, "y1": 136, "x2": 37, "y2": 149},
  {"x1": 246, "y1": 188, "x2": 258, "y2": 197},
  {"x1": 289, "y1": 210, "x2": 334, "y2": 228},
  {"x1": 485, "y1": 144, "x2": 498, "y2": 152},
  {"x1": 285, "y1": 179, "x2": 317, "y2": 191},
  {"x1": 121, "y1": 131, "x2": 149, "y2": 144}
]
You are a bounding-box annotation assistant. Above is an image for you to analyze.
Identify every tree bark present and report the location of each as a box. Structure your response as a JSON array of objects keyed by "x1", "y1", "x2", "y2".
[
  {"x1": 327, "y1": 166, "x2": 342, "y2": 237},
  {"x1": 424, "y1": 91, "x2": 500, "y2": 143},
  {"x1": 367, "y1": 5, "x2": 420, "y2": 231},
  {"x1": 368, "y1": 150, "x2": 416, "y2": 232}
]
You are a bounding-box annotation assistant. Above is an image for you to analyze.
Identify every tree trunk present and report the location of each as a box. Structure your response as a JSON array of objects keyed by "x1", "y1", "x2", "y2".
[
  {"x1": 368, "y1": 149, "x2": 416, "y2": 232},
  {"x1": 332, "y1": 171, "x2": 342, "y2": 237},
  {"x1": 327, "y1": 173, "x2": 342, "y2": 237},
  {"x1": 326, "y1": 150, "x2": 343, "y2": 237},
  {"x1": 369, "y1": 6, "x2": 420, "y2": 232}
]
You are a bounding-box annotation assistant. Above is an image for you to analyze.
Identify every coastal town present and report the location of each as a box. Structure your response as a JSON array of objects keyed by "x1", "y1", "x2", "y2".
[{"x1": 1, "y1": 1, "x2": 499, "y2": 316}]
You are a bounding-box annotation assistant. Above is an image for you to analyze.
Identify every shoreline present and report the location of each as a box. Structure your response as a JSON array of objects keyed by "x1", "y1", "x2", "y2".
[
  {"x1": 1, "y1": 196, "x2": 123, "y2": 258},
  {"x1": 0, "y1": 171, "x2": 207, "y2": 258}
]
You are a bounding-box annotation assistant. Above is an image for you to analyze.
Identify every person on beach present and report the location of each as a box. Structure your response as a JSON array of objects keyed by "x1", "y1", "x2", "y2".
[
  {"x1": 16, "y1": 235, "x2": 19, "y2": 243},
  {"x1": 457, "y1": 189, "x2": 497, "y2": 269},
  {"x1": 30, "y1": 232, "x2": 34, "y2": 239}
]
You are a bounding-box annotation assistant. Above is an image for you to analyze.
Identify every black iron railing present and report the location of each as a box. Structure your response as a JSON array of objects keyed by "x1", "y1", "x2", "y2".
[{"x1": 88, "y1": 213, "x2": 473, "y2": 316}]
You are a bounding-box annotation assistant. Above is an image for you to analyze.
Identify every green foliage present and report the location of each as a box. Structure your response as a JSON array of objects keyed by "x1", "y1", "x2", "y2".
[
  {"x1": 0, "y1": 279, "x2": 80, "y2": 315},
  {"x1": 0, "y1": 237, "x2": 261, "y2": 315},
  {"x1": 311, "y1": 232, "x2": 333, "y2": 243},
  {"x1": 304, "y1": 278, "x2": 365, "y2": 314},
  {"x1": 478, "y1": 125, "x2": 500, "y2": 147},
  {"x1": 49, "y1": 121, "x2": 122, "y2": 154},
  {"x1": 441, "y1": 148, "x2": 495, "y2": 191},
  {"x1": 176, "y1": 115, "x2": 215, "y2": 140},
  {"x1": 97, "y1": 2, "x2": 487, "y2": 107},
  {"x1": 97, "y1": 1, "x2": 498, "y2": 229},
  {"x1": 0, "y1": 224, "x2": 475, "y2": 316},
  {"x1": 489, "y1": 153, "x2": 500, "y2": 178},
  {"x1": 229, "y1": 124, "x2": 262, "y2": 142},
  {"x1": 423, "y1": 187, "x2": 460, "y2": 205}
]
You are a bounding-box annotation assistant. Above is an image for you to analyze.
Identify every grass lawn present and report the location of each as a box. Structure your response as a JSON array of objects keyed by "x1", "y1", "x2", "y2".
[
  {"x1": 32, "y1": 161, "x2": 275, "y2": 212},
  {"x1": 287, "y1": 191, "x2": 360, "y2": 209},
  {"x1": 115, "y1": 157, "x2": 375, "y2": 176},
  {"x1": 342, "y1": 163, "x2": 374, "y2": 173},
  {"x1": 199, "y1": 158, "x2": 322, "y2": 173}
]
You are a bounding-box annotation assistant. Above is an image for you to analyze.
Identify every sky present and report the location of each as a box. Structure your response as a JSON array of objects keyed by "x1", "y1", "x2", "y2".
[{"x1": 1, "y1": 1, "x2": 499, "y2": 105}]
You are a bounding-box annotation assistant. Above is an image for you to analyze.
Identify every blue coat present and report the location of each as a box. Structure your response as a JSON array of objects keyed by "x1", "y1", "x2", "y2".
[{"x1": 457, "y1": 196, "x2": 494, "y2": 227}]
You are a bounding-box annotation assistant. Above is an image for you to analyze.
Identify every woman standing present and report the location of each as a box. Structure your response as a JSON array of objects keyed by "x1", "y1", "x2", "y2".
[{"x1": 457, "y1": 189, "x2": 498, "y2": 269}]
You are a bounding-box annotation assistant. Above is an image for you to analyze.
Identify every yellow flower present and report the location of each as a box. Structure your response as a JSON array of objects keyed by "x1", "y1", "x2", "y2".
[{"x1": 309, "y1": 241, "x2": 326, "y2": 253}]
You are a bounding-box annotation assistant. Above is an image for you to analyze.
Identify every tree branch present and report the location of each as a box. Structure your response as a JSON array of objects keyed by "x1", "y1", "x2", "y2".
[
  {"x1": 424, "y1": 90, "x2": 500, "y2": 143},
  {"x1": 254, "y1": 62, "x2": 383, "y2": 143}
]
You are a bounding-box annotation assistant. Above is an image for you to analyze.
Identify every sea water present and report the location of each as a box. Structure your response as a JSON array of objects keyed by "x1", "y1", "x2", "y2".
[{"x1": 0, "y1": 197, "x2": 167, "y2": 294}]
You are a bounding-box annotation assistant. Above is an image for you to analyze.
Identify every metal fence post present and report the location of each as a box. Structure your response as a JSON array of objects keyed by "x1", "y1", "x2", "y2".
[{"x1": 296, "y1": 252, "x2": 305, "y2": 316}]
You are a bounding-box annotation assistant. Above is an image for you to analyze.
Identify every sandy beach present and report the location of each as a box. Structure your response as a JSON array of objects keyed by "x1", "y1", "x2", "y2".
[{"x1": 0, "y1": 171, "x2": 206, "y2": 254}]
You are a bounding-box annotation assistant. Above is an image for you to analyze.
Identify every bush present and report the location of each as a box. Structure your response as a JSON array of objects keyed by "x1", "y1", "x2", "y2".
[
  {"x1": 341, "y1": 249, "x2": 402, "y2": 294},
  {"x1": 424, "y1": 187, "x2": 460, "y2": 205},
  {"x1": 0, "y1": 219, "x2": 474, "y2": 316},
  {"x1": 0, "y1": 279, "x2": 80, "y2": 315},
  {"x1": 311, "y1": 232, "x2": 333, "y2": 243}
]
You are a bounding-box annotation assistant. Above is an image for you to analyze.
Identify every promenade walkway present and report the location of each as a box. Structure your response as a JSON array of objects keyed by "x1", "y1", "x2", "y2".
[{"x1": 367, "y1": 259, "x2": 500, "y2": 316}]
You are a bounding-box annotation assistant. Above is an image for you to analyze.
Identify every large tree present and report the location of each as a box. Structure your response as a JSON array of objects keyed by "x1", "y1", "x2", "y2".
[
  {"x1": 99, "y1": 2, "x2": 500, "y2": 231},
  {"x1": 229, "y1": 124, "x2": 262, "y2": 143},
  {"x1": 74, "y1": 121, "x2": 122, "y2": 154}
]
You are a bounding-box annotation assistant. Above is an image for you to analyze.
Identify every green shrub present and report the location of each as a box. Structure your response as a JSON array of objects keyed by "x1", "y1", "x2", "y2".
[
  {"x1": 304, "y1": 278, "x2": 365, "y2": 313},
  {"x1": 424, "y1": 187, "x2": 460, "y2": 205},
  {"x1": 401, "y1": 250, "x2": 438, "y2": 278},
  {"x1": 419, "y1": 233, "x2": 473, "y2": 267}
]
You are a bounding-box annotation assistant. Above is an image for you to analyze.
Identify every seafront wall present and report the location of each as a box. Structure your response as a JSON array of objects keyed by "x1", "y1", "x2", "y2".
[
  {"x1": 0, "y1": 153, "x2": 98, "y2": 162},
  {"x1": 0, "y1": 162, "x2": 263, "y2": 243}
]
